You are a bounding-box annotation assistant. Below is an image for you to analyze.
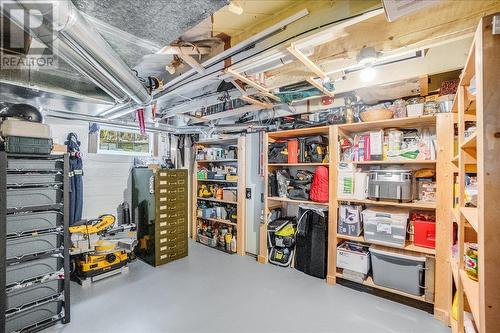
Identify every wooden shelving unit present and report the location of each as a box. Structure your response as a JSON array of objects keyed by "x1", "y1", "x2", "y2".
[
  {"x1": 450, "y1": 15, "x2": 500, "y2": 333},
  {"x1": 257, "y1": 116, "x2": 453, "y2": 317},
  {"x1": 192, "y1": 137, "x2": 246, "y2": 255},
  {"x1": 332, "y1": 113, "x2": 453, "y2": 318},
  {"x1": 258, "y1": 125, "x2": 332, "y2": 266}
]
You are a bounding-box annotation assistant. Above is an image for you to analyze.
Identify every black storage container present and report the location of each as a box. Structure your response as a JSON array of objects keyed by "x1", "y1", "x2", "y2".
[
  {"x1": 295, "y1": 207, "x2": 328, "y2": 279},
  {"x1": 1, "y1": 152, "x2": 70, "y2": 333},
  {"x1": 4, "y1": 137, "x2": 53, "y2": 155}
]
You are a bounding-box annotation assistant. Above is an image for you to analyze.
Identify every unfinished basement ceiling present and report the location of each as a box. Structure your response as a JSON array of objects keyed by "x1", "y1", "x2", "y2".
[{"x1": 72, "y1": 0, "x2": 228, "y2": 74}]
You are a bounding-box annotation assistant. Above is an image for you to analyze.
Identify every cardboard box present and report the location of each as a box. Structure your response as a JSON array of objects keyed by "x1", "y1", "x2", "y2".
[
  {"x1": 337, "y1": 242, "x2": 371, "y2": 274},
  {"x1": 51, "y1": 143, "x2": 67, "y2": 155}
]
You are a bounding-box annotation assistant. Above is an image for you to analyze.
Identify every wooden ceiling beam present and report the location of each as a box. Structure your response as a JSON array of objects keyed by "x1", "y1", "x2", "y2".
[
  {"x1": 225, "y1": 68, "x2": 281, "y2": 102},
  {"x1": 287, "y1": 44, "x2": 327, "y2": 80},
  {"x1": 306, "y1": 77, "x2": 335, "y2": 98},
  {"x1": 239, "y1": 95, "x2": 273, "y2": 109}
]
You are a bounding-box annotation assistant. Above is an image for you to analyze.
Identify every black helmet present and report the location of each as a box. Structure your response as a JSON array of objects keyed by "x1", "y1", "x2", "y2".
[{"x1": 1, "y1": 104, "x2": 43, "y2": 122}]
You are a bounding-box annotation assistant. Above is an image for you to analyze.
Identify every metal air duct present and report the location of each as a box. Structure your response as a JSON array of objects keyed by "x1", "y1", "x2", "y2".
[{"x1": 3, "y1": 0, "x2": 152, "y2": 105}]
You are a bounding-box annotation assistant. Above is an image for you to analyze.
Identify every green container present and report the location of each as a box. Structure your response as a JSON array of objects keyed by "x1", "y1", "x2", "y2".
[{"x1": 5, "y1": 136, "x2": 53, "y2": 155}]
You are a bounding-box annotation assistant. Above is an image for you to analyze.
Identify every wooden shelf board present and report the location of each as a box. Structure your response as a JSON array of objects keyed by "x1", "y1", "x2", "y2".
[
  {"x1": 268, "y1": 163, "x2": 329, "y2": 167},
  {"x1": 196, "y1": 159, "x2": 238, "y2": 163},
  {"x1": 197, "y1": 197, "x2": 238, "y2": 205},
  {"x1": 451, "y1": 208, "x2": 460, "y2": 222},
  {"x1": 460, "y1": 207, "x2": 478, "y2": 232},
  {"x1": 450, "y1": 317, "x2": 458, "y2": 333},
  {"x1": 197, "y1": 216, "x2": 237, "y2": 226},
  {"x1": 335, "y1": 272, "x2": 429, "y2": 303},
  {"x1": 452, "y1": 155, "x2": 459, "y2": 164},
  {"x1": 267, "y1": 196, "x2": 329, "y2": 206},
  {"x1": 197, "y1": 179, "x2": 238, "y2": 183},
  {"x1": 336, "y1": 234, "x2": 436, "y2": 255},
  {"x1": 338, "y1": 115, "x2": 436, "y2": 133},
  {"x1": 461, "y1": 133, "x2": 477, "y2": 150},
  {"x1": 460, "y1": 269, "x2": 480, "y2": 325},
  {"x1": 338, "y1": 198, "x2": 436, "y2": 209},
  {"x1": 341, "y1": 160, "x2": 436, "y2": 165},
  {"x1": 267, "y1": 126, "x2": 330, "y2": 138},
  {"x1": 451, "y1": 258, "x2": 459, "y2": 287},
  {"x1": 196, "y1": 138, "x2": 238, "y2": 145},
  {"x1": 459, "y1": 41, "x2": 475, "y2": 87}
]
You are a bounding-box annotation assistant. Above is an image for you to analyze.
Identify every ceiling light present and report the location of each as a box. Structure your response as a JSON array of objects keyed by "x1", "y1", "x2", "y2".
[
  {"x1": 360, "y1": 66, "x2": 376, "y2": 82},
  {"x1": 228, "y1": 1, "x2": 244, "y2": 15}
]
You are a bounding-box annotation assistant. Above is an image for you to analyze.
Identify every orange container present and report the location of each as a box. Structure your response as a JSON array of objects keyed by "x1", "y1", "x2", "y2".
[{"x1": 287, "y1": 140, "x2": 299, "y2": 164}]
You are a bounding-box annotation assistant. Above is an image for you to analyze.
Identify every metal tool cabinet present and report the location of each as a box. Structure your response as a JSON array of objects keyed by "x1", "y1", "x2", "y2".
[{"x1": 1, "y1": 152, "x2": 70, "y2": 333}]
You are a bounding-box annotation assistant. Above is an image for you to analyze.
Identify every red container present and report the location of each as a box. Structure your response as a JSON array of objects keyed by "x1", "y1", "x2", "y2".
[
  {"x1": 414, "y1": 219, "x2": 436, "y2": 249},
  {"x1": 287, "y1": 140, "x2": 299, "y2": 164}
]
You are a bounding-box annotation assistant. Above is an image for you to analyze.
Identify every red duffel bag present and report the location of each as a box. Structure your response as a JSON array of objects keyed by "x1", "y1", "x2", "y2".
[{"x1": 310, "y1": 166, "x2": 329, "y2": 203}]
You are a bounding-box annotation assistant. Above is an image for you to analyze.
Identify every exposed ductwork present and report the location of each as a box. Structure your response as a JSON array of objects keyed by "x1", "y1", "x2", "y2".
[{"x1": 3, "y1": 0, "x2": 152, "y2": 106}]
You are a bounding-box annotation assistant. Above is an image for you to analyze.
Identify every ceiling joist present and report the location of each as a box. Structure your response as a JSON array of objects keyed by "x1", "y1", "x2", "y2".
[
  {"x1": 225, "y1": 68, "x2": 281, "y2": 102},
  {"x1": 306, "y1": 77, "x2": 335, "y2": 98},
  {"x1": 287, "y1": 44, "x2": 327, "y2": 80},
  {"x1": 239, "y1": 95, "x2": 273, "y2": 109}
]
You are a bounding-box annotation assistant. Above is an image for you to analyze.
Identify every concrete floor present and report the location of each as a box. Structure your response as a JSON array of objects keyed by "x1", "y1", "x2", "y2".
[{"x1": 48, "y1": 241, "x2": 450, "y2": 333}]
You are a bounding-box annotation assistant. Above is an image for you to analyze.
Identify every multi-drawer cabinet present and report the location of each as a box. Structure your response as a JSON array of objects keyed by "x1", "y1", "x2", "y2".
[
  {"x1": 1, "y1": 152, "x2": 70, "y2": 333},
  {"x1": 132, "y1": 168, "x2": 188, "y2": 267}
]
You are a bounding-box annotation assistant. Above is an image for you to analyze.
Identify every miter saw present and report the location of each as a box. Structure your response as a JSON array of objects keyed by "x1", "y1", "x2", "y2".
[{"x1": 69, "y1": 214, "x2": 138, "y2": 283}]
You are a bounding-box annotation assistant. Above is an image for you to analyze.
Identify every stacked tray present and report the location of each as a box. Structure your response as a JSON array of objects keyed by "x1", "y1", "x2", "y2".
[{"x1": 1, "y1": 153, "x2": 70, "y2": 333}]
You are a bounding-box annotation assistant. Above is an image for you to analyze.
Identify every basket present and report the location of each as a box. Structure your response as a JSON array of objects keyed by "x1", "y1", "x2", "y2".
[
  {"x1": 197, "y1": 233, "x2": 217, "y2": 247},
  {"x1": 360, "y1": 109, "x2": 393, "y2": 122}
]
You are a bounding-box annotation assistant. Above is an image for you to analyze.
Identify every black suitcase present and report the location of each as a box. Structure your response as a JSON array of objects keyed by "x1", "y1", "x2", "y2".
[{"x1": 295, "y1": 207, "x2": 328, "y2": 279}]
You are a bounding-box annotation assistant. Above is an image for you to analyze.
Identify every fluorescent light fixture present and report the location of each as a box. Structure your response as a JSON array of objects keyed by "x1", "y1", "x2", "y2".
[{"x1": 360, "y1": 66, "x2": 376, "y2": 82}]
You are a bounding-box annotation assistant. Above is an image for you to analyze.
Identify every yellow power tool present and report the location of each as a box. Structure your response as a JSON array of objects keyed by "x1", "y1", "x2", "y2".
[{"x1": 70, "y1": 214, "x2": 137, "y2": 279}]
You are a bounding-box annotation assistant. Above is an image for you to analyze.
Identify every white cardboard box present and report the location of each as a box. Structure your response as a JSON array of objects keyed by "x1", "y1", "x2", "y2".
[{"x1": 336, "y1": 242, "x2": 371, "y2": 274}]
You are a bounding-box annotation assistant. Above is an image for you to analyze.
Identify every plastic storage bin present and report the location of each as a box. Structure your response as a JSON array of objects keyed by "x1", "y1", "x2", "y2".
[
  {"x1": 6, "y1": 187, "x2": 63, "y2": 210},
  {"x1": 337, "y1": 241, "x2": 371, "y2": 274},
  {"x1": 5, "y1": 298, "x2": 63, "y2": 333},
  {"x1": 414, "y1": 219, "x2": 436, "y2": 249},
  {"x1": 7, "y1": 279, "x2": 60, "y2": 311},
  {"x1": 4, "y1": 136, "x2": 53, "y2": 155},
  {"x1": 6, "y1": 232, "x2": 61, "y2": 261},
  {"x1": 7, "y1": 172, "x2": 63, "y2": 186},
  {"x1": 6, "y1": 211, "x2": 64, "y2": 237},
  {"x1": 362, "y1": 207, "x2": 409, "y2": 248},
  {"x1": 370, "y1": 245, "x2": 426, "y2": 296},
  {"x1": 7, "y1": 158, "x2": 63, "y2": 172}
]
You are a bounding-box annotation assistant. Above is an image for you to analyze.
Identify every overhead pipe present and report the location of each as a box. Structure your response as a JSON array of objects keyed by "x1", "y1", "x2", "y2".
[{"x1": 4, "y1": 0, "x2": 152, "y2": 106}]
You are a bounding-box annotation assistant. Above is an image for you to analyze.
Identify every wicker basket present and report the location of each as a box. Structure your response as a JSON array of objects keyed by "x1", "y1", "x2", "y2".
[{"x1": 360, "y1": 109, "x2": 393, "y2": 122}]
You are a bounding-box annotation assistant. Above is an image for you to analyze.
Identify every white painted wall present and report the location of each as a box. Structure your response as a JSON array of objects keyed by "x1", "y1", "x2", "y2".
[{"x1": 46, "y1": 118, "x2": 135, "y2": 220}]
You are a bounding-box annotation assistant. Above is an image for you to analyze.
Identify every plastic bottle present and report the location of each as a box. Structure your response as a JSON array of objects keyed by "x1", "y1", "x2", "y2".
[
  {"x1": 225, "y1": 233, "x2": 232, "y2": 252},
  {"x1": 231, "y1": 236, "x2": 237, "y2": 253}
]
